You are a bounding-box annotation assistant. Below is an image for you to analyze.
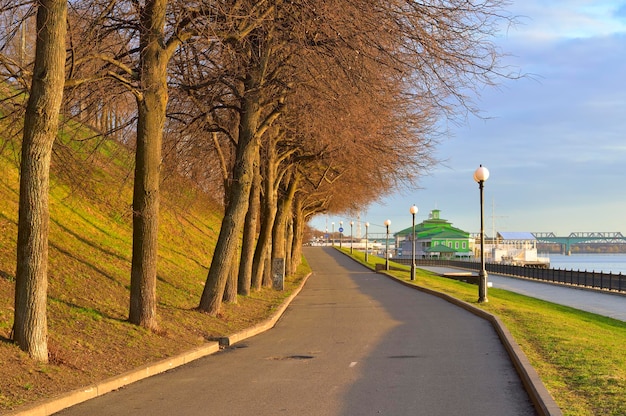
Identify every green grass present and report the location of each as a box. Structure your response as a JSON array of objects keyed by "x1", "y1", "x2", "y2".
[{"x1": 340, "y1": 247, "x2": 626, "y2": 416}]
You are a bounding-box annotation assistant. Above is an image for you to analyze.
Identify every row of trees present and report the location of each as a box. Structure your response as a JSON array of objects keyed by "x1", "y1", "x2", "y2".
[{"x1": 0, "y1": 0, "x2": 513, "y2": 362}]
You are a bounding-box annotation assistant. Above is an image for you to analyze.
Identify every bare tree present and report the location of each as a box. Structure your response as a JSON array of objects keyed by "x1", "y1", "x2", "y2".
[
  {"x1": 68, "y1": 0, "x2": 195, "y2": 330},
  {"x1": 248, "y1": 128, "x2": 291, "y2": 291},
  {"x1": 62, "y1": 0, "x2": 199, "y2": 329},
  {"x1": 12, "y1": 0, "x2": 67, "y2": 362},
  {"x1": 197, "y1": 1, "x2": 289, "y2": 315}
]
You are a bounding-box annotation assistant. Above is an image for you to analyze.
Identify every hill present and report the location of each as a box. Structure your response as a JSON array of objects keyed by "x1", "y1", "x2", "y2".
[{"x1": 0, "y1": 130, "x2": 307, "y2": 412}]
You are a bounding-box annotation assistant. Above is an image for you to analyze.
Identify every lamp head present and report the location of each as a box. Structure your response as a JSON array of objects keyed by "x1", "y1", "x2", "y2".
[
  {"x1": 409, "y1": 205, "x2": 418, "y2": 215},
  {"x1": 473, "y1": 165, "x2": 490, "y2": 183}
]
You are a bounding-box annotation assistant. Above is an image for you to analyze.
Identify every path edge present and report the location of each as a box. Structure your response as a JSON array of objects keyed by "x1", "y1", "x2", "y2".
[{"x1": 379, "y1": 269, "x2": 563, "y2": 416}]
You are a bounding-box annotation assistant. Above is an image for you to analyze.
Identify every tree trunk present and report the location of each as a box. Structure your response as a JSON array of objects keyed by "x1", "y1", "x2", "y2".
[
  {"x1": 271, "y1": 199, "x2": 288, "y2": 263},
  {"x1": 251, "y1": 145, "x2": 278, "y2": 290},
  {"x1": 285, "y1": 215, "x2": 294, "y2": 276},
  {"x1": 198, "y1": 71, "x2": 262, "y2": 316},
  {"x1": 250, "y1": 236, "x2": 265, "y2": 291},
  {"x1": 238, "y1": 153, "x2": 261, "y2": 296},
  {"x1": 271, "y1": 171, "x2": 299, "y2": 265},
  {"x1": 13, "y1": 0, "x2": 67, "y2": 363},
  {"x1": 129, "y1": 0, "x2": 169, "y2": 330},
  {"x1": 262, "y1": 246, "x2": 272, "y2": 287},
  {"x1": 223, "y1": 247, "x2": 239, "y2": 303},
  {"x1": 290, "y1": 195, "x2": 306, "y2": 274}
]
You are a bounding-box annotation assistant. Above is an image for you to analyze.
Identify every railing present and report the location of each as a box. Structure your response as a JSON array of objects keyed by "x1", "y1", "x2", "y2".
[{"x1": 391, "y1": 258, "x2": 626, "y2": 293}]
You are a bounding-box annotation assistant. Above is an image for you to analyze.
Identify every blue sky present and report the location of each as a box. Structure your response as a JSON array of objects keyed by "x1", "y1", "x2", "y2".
[{"x1": 311, "y1": 0, "x2": 626, "y2": 238}]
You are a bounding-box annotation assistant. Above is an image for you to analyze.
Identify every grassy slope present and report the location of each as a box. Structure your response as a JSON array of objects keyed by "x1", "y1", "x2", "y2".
[
  {"x1": 0, "y1": 133, "x2": 307, "y2": 412},
  {"x1": 346, "y1": 250, "x2": 626, "y2": 416}
]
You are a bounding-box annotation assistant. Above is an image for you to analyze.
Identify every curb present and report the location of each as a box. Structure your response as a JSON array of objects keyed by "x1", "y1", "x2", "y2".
[
  {"x1": 379, "y1": 269, "x2": 563, "y2": 416},
  {"x1": 6, "y1": 272, "x2": 312, "y2": 416}
]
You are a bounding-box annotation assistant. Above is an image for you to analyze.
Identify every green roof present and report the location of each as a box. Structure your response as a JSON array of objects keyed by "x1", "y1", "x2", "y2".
[
  {"x1": 396, "y1": 210, "x2": 469, "y2": 238},
  {"x1": 425, "y1": 244, "x2": 458, "y2": 253},
  {"x1": 423, "y1": 230, "x2": 469, "y2": 239}
]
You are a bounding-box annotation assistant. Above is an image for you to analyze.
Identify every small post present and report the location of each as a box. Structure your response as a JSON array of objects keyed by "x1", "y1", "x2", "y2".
[
  {"x1": 365, "y1": 222, "x2": 369, "y2": 263},
  {"x1": 410, "y1": 205, "x2": 418, "y2": 281},
  {"x1": 350, "y1": 221, "x2": 354, "y2": 254},
  {"x1": 384, "y1": 219, "x2": 391, "y2": 270}
]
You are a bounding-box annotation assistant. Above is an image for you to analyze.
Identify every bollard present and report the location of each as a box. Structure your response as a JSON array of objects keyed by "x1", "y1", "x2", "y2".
[{"x1": 272, "y1": 258, "x2": 285, "y2": 290}]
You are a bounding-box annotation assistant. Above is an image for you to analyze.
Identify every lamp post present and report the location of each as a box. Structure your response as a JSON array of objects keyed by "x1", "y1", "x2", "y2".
[
  {"x1": 365, "y1": 222, "x2": 370, "y2": 262},
  {"x1": 410, "y1": 205, "x2": 418, "y2": 281},
  {"x1": 474, "y1": 164, "x2": 490, "y2": 303},
  {"x1": 331, "y1": 222, "x2": 335, "y2": 246},
  {"x1": 350, "y1": 221, "x2": 354, "y2": 254},
  {"x1": 384, "y1": 219, "x2": 391, "y2": 270},
  {"x1": 339, "y1": 221, "x2": 343, "y2": 249}
]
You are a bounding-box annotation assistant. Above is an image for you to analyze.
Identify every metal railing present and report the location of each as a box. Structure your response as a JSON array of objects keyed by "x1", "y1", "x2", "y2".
[{"x1": 392, "y1": 258, "x2": 626, "y2": 293}]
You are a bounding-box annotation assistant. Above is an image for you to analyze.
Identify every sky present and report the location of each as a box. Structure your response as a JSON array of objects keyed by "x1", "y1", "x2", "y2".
[{"x1": 310, "y1": 0, "x2": 626, "y2": 239}]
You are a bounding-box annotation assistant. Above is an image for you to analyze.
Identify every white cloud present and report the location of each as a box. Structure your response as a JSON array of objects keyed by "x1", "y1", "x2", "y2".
[{"x1": 506, "y1": 1, "x2": 626, "y2": 41}]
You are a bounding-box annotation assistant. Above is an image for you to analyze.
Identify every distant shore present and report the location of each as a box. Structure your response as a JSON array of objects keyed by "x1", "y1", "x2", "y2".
[{"x1": 537, "y1": 243, "x2": 626, "y2": 254}]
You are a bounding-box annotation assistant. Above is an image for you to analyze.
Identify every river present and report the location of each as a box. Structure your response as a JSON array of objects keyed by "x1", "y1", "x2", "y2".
[{"x1": 544, "y1": 253, "x2": 626, "y2": 275}]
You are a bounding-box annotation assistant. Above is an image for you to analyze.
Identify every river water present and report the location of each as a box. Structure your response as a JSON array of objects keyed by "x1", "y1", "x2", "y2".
[{"x1": 545, "y1": 253, "x2": 626, "y2": 275}]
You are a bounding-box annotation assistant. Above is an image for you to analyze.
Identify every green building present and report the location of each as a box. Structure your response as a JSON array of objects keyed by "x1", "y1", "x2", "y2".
[{"x1": 395, "y1": 209, "x2": 473, "y2": 259}]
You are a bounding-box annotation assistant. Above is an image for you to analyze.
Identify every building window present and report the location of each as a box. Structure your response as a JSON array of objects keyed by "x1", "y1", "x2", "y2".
[
  {"x1": 455, "y1": 242, "x2": 459, "y2": 249},
  {"x1": 462, "y1": 242, "x2": 466, "y2": 249}
]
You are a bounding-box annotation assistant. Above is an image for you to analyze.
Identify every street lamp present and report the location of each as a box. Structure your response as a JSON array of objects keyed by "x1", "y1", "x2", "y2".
[
  {"x1": 339, "y1": 221, "x2": 343, "y2": 249},
  {"x1": 350, "y1": 221, "x2": 354, "y2": 254},
  {"x1": 474, "y1": 164, "x2": 490, "y2": 303},
  {"x1": 384, "y1": 219, "x2": 391, "y2": 270},
  {"x1": 331, "y1": 222, "x2": 335, "y2": 246},
  {"x1": 410, "y1": 205, "x2": 418, "y2": 281},
  {"x1": 365, "y1": 222, "x2": 370, "y2": 262}
]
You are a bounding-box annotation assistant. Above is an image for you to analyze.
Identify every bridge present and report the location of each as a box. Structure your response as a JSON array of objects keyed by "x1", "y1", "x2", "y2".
[{"x1": 532, "y1": 232, "x2": 626, "y2": 254}]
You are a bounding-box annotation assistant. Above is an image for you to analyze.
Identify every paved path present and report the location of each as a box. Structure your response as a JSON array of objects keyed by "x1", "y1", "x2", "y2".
[
  {"x1": 54, "y1": 247, "x2": 537, "y2": 416},
  {"x1": 419, "y1": 266, "x2": 626, "y2": 321}
]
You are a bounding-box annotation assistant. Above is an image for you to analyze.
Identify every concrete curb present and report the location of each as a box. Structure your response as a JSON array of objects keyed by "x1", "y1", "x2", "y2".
[
  {"x1": 6, "y1": 272, "x2": 312, "y2": 416},
  {"x1": 379, "y1": 270, "x2": 563, "y2": 416}
]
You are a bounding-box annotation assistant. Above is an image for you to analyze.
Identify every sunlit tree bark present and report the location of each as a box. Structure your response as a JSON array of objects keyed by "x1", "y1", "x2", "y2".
[
  {"x1": 13, "y1": 0, "x2": 67, "y2": 362},
  {"x1": 127, "y1": 0, "x2": 171, "y2": 329},
  {"x1": 237, "y1": 152, "x2": 261, "y2": 295},
  {"x1": 271, "y1": 169, "x2": 299, "y2": 265}
]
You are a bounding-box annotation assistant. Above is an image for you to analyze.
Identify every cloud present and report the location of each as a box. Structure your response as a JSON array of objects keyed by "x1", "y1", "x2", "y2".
[{"x1": 507, "y1": 1, "x2": 626, "y2": 41}]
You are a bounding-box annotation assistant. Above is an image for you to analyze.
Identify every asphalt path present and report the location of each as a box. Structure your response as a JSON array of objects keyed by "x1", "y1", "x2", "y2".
[
  {"x1": 419, "y1": 266, "x2": 626, "y2": 322},
  {"x1": 55, "y1": 247, "x2": 536, "y2": 415}
]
